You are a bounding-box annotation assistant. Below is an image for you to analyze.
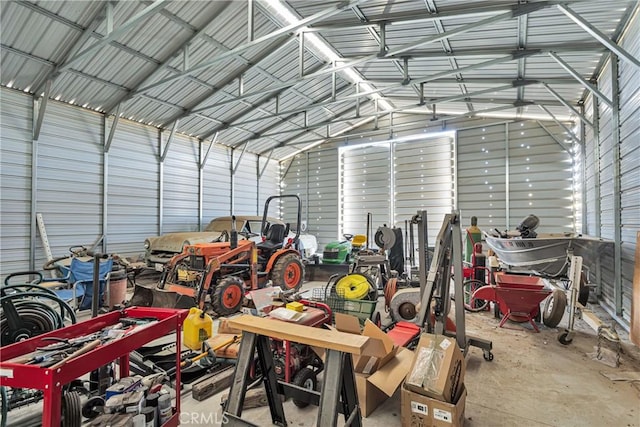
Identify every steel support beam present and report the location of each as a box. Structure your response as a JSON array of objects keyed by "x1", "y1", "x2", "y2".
[
  {"x1": 258, "y1": 150, "x2": 274, "y2": 179},
  {"x1": 298, "y1": 31, "x2": 305, "y2": 78},
  {"x1": 199, "y1": 132, "x2": 218, "y2": 169},
  {"x1": 59, "y1": 1, "x2": 169, "y2": 74},
  {"x1": 542, "y1": 82, "x2": 593, "y2": 128},
  {"x1": 548, "y1": 52, "x2": 612, "y2": 107},
  {"x1": 232, "y1": 143, "x2": 248, "y2": 175},
  {"x1": 32, "y1": 2, "x2": 108, "y2": 95},
  {"x1": 537, "y1": 104, "x2": 579, "y2": 145},
  {"x1": 104, "y1": 104, "x2": 122, "y2": 153},
  {"x1": 33, "y1": 79, "x2": 52, "y2": 141},
  {"x1": 558, "y1": 4, "x2": 640, "y2": 70},
  {"x1": 104, "y1": 2, "x2": 233, "y2": 114},
  {"x1": 135, "y1": 0, "x2": 365, "y2": 94},
  {"x1": 161, "y1": 37, "x2": 295, "y2": 127},
  {"x1": 160, "y1": 120, "x2": 179, "y2": 162},
  {"x1": 611, "y1": 54, "x2": 623, "y2": 316},
  {"x1": 194, "y1": 52, "x2": 537, "y2": 118},
  {"x1": 248, "y1": 0, "x2": 254, "y2": 42},
  {"x1": 505, "y1": 123, "x2": 510, "y2": 229},
  {"x1": 29, "y1": 100, "x2": 39, "y2": 271},
  {"x1": 579, "y1": 103, "x2": 587, "y2": 235},
  {"x1": 536, "y1": 120, "x2": 572, "y2": 153}
]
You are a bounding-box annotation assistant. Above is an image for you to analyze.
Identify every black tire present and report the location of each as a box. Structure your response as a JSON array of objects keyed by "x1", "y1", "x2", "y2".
[
  {"x1": 542, "y1": 289, "x2": 567, "y2": 328},
  {"x1": 558, "y1": 330, "x2": 573, "y2": 345},
  {"x1": 463, "y1": 279, "x2": 489, "y2": 312},
  {"x1": 483, "y1": 351, "x2": 494, "y2": 362},
  {"x1": 212, "y1": 276, "x2": 245, "y2": 316},
  {"x1": 61, "y1": 391, "x2": 82, "y2": 427},
  {"x1": 272, "y1": 254, "x2": 304, "y2": 291},
  {"x1": 371, "y1": 311, "x2": 382, "y2": 328},
  {"x1": 292, "y1": 367, "x2": 317, "y2": 408},
  {"x1": 82, "y1": 396, "x2": 105, "y2": 419}
]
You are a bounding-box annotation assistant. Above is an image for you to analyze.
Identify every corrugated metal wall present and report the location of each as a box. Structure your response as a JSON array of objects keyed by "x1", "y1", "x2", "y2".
[
  {"x1": 583, "y1": 12, "x2": 639, "y2": 325},
  {"x1": 162, "y1": 133, "x2": 199, "y2": 233},
  {"x1": 618, "y1": 16, "x2": 640, "y2": 324},
  {"x1": 457, "y1": 121, "x2": 573, "y2": 234},
  {"x1": 508, "y1": 121, "x2": 573, "y2": 231},
  {"x1": 202, "y1": 144, "x2": 232, "y2": 224},
  {"x1": 341, "y1": 144, "x2": 391, "y2": 237},
  {"x1": 394, "y1": 136, "x2": 454, "y2": 244},
  {"x1": 258, "y1": 157, "x2": 281, "y2": 218},
  {"x1": 457, "y1": 124, "x2": 508, "y2": 231},
  {"x1": 0, "y1": 89, "x2": 33, "y2": 274},
  {"x1": 232, "y1": 153, "x2": 259, "y2": 215},
  {"x1": 0, "y1": 88, "x2": 280, "y2": 278},
  {"x1": 281, "y1": 149, "x2": 339, "y2": 249},
  {"x1": 107, "y1": 121, "x2": 159, "y2": 254},
  {"x1": 35, "y1": 101, "x2": 104, "y2": 268}
]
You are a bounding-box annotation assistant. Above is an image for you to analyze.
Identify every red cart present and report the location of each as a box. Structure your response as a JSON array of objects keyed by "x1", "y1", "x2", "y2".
[
  {"x1": 0, "y1": 307, "x2": 187, "y2": 427},
  {"x1": 472, "y1": 274, "x2": 551, "y2": 332}
]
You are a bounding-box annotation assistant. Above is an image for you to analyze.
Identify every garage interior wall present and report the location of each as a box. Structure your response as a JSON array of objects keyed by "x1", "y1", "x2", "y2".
[
  {"x1": 0, "y1": 88, "x2": 279, "y2": 278},
  {"x1": 583, "y1": 11, "x2": 639, "y2": 327},
  {"x1": 282, "y1": 117, "x2": 574, "y2": 252}
]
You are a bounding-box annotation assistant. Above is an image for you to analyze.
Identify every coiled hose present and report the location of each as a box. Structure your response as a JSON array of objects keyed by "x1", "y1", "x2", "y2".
[{"x1": 0, "y1": 289, "x2": 76, "y2": 346}]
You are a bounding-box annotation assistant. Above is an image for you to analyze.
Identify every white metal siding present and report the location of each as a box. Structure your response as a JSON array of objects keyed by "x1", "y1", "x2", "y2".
[
  {"x1": 597, "y1": 60, "x2": 617, "y2": 311},
  {"x1": 202, "y1": 144, "x2": 232, "y2": 221},
  {"x1": 0, "y1": 88, "x2": 32, "y2": 277},
  {"x1": 508, "y1": 121, "x2": 573, "y2": 232},
  {"x1": 617, "y1": 15, "x2": 640, "y2": 322},
  {"x1": 258, "y1": 157, "x2": 281, "y2": 217},
  {"x1": 281, "y1": 154, "x2": 308, "y2": 228},
  {"x1": 107, "y1": 121, "x2": 159, "y2": 254},
  {"x1": 232, "y1": 152, "x2": 258, "y2": 215},
  {"x1": 307, "y1": 149, "x2": 339, "y2": 248},
  {"x1": 341, "y1": 144, "x2": 391, "y2": 238},
  {"x1": 162, "y1": 134, "x2": 199, "y2": 233},
  {"x1": 394, "y1": 136, "x2": 454, "y2": 243},
  {"x1": 457, "y1": 124, "x2": 508, "y2": 232},
  {"x1": 35, "y1": 100, "x2": 103, "y2": 267}
]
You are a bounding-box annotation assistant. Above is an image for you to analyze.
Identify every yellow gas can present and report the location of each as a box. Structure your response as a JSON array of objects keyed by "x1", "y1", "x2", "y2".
[{"x1": 183, "y1": 307, "x2": 213, "y2": 350}]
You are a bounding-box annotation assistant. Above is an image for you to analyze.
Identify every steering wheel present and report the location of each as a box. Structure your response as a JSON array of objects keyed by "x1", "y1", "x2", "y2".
[{"x1": 343, "y1": 233, "x2": 354, "y2": 241}]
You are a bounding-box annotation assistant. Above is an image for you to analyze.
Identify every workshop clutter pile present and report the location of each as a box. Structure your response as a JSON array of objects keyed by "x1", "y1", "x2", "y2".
[
  {"x1": 89, "y1": 376, "x2": 175, "y2": 426},
  {"x1": 402, "y1": 334, "x2": 467, "y2": 426}
]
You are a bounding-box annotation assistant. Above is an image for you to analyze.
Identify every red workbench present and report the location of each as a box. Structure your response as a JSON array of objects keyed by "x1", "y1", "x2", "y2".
[{"x1": 0, "y1": 307, "x2": 188, "y2": 426}]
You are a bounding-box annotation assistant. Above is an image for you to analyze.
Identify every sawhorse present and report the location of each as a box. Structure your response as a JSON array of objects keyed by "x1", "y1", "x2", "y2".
[{"x1": 222, "y1": 316, "x2": 376, "y2": 426}]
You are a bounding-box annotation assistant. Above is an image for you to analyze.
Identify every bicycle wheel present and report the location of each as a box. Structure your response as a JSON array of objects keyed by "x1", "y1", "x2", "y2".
[{"x1": 463, "y1": 279, "x2": 489, "y2": 312}]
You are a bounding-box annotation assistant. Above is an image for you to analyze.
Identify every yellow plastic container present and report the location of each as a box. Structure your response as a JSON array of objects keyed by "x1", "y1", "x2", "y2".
[
  {"x1": 183, "y1": 307, "x2": 213, "y2": 350},
  {"x1": 286, "y1": 301, "x2": 304, "y2": 312}
]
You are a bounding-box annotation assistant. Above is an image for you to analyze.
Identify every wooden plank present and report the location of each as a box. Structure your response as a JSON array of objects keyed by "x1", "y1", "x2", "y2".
[
  {"x1": 631, "y1": 231, "x2": 640, "y2": 346},
  {"x1": 221, "y1": 387, "x2": 271, "y2": 409},
  {"x1": 191, "y1": 366, "x2": 235, "y2": 401},
  {"x1": 228, "y1": 315, "x2": 385, "y2": 356}
]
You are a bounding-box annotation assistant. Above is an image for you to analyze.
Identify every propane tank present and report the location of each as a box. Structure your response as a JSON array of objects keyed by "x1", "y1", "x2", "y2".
[
  {"x1": 183, "y1": 307, "x2": 213, "y2": 351},
  {"x1": 465, "y1": 216, "x2": 482, "y2": 263}
]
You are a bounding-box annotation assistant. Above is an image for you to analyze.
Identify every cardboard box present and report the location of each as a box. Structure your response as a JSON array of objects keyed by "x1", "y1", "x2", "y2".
[
  {"x1": 334, "y1": 313, "x2": 398, "y2": 374},
  {"x1": 405, "y1": 334, "x2": 465, "y2": 403},
  {"x1": 401, "y1": 384, "x2": 467, "y2": 427},
  {"x1": 356, "y1": 347, "x2": 414, "y2": 417}
]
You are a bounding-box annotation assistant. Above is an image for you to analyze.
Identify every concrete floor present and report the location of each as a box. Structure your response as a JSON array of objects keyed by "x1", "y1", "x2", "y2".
[
  {"x1": 5, "y1": 281, "x2": 640, "y2": 426},
  {"x1": 178, "y1": 282, "x2": 640, "y2": 427}
]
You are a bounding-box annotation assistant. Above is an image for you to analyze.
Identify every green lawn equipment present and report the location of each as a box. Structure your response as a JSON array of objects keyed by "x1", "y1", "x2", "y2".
[{"x1": 321, "y1": 234, "x2": 366, "y2": 264}]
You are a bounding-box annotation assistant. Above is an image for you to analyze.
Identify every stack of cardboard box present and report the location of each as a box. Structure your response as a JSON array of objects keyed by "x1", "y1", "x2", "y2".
[
  {"x1": 333, "y1": 313, "x2": 414, "y2": 417},
  {"x1": 401, "y1": 333, "x2": 467, "y2": 426}
]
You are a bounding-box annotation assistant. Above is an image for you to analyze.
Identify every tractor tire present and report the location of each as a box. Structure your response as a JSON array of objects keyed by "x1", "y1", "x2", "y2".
[
  {"x1": 61, "y1": 391, "x2": 82, "y2": 427},
  {"x1": 272, "y1": 254, "x2": 304, "y2": 291},
  {"x1": 542, "y1": 289, "x2": 567, "y2": 328},
  {"x1": 292, "y1": 367, "x2": 317, "y2": 408},
  {"x1": 212, "y1": 276, "x2": 245, "y2": 316}
]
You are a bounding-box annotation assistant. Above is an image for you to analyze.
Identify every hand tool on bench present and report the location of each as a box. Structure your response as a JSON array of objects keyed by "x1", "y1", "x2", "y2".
[{"x1": 49, "y1": 339, "x2": 102, "y2": 369}]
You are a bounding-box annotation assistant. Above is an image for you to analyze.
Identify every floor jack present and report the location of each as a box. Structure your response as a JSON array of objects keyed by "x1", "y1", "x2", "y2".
[{"x1": 413, "y1": 211, "x2": 494, "y2": 360}]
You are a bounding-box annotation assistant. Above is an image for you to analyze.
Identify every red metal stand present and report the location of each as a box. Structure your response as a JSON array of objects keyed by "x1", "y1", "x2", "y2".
[{"x1": 0, "y1": 307, "x2": 188, "y2": 427}]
